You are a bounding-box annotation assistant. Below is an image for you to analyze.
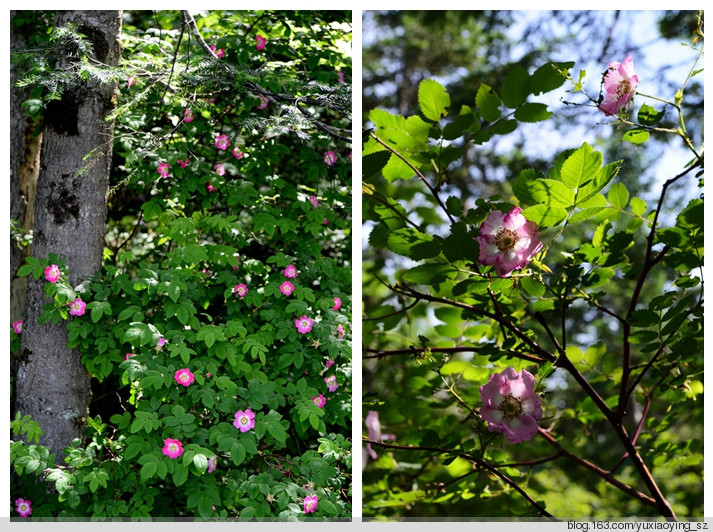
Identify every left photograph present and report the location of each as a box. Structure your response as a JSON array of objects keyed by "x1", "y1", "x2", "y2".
[{"x1": 10, "y1": 10, "x2": 352, "y2": 520}]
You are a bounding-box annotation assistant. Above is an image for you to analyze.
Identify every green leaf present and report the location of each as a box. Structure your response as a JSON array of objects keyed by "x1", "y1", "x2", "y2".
[
  {"x1": 584, "y1": 342, "x2": 606, "y2": 367},
  {"x1": 531, "y1": 61, "x2": 575, "y2": 95},
  {"x1": 637, "y1": 104, "x2": 665, "y2": 126},
  {"x1": 418, "y1": 79, "x2": 450, "y2": 121},
  {"x1": 387, "y1": 228, "x2": 441, "y2": 260},
  {"x1": 526, "y1": 178, "x2": 575, "y2": 208},
  {"x1": 382, "y1": 153, "x2": 417, "y2": 182},
  {"x1": 500, "y1": 65, "x2": 530, "y2": 108},
  {"x1": 476, "y1": 83, "x2": 501, "y2": 122},
  {"x1": 576, "y1": 161, "x2": 622, "y2": 204},
  {"x1": 362, "y1": 150, "x2": 391, "y2": 179},
  {"x1": 520, "y1": 276, "x2": 546, "y2": 297},
  {"x1": 514, "y1": 103, "x2": 552, "y2": 123},
  {"x1": 173, "y1": 463, "x2": 188, "y2": 487},
  {"x1": 512, "y1": 169, "x2": 542, "y2": 206},
  {"x1": 17, "y1": 264, "x2": 34, "y2": 277},
  {"x1": 608, "y1": 183, "x2": 630, "y2": 209},
  {"x1": 230, "y1": 442, "x2": 246, "y2": 466},
  {"x1": 442, "y1": 111, "x2": 474, "y2": 140},
  {"x1": 560, "y1": 143, "x2": 602, "y2": 190},
  {"x1": 442, "y1": 223, "x2": 478, "y2": 263},
  {"x1": 402, "y1": 263, "x2": 455, "y2": 285},
  {"x1": 676, "y1": 199, "x2": 703, "y2": 229},
  {"x1": 267, "y1": 421, "x2": 287, "y2": 445},
  {"x1": 623, "y1": 129, "x2": 650, "y2": 145},
  {"x1": 140, "y1": 461, "x2": 157, "y2": 481},
  {"x1": 521, "y1": 204, "x2": 567, "y2": 228},
  {"x1": 629, "y1": 309, "x2": 660, "y2": 327}
]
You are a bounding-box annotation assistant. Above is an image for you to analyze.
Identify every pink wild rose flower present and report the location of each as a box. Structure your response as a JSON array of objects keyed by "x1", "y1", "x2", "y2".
[
  {"x1": 177, "y1": 157, "x2": 189, "y2": 168},
  {"x1": 206, "y1": 183, "x2": 217, "y2": 193},
  {"x1": 184, "y1": 108, "x2": 194, "y2": 123},
  {"x1": 295, "y1": 315, "x2": 314, "y2": 334},
  {"x1": 44, "y1": 264, "x2": 61, "y2": 283},
  {"x1": 15, "y1": 498, "x2": 33, "y2": 518},
  {"x1": 215, "y1": 134, "x2": 230, "y2": 150},
  {"x1": 215, "y1": 164, "x2": 225, "y2": 176},
  {"x1": 479, "y1": 367, "x2": 543, "y2": 444},
  {"x1": 257, "y1": 95, "x2": 269, "y2": 110},
  {"x1": 12, "y1": 320, "x2": 23, "y2": 334},
  {"x1": 325, "y1": 359, "x2": 335, "y2": 368},
  {"x1": 280, "y1": 281, "x2": 295, "y2": 296},
  {"x1": 233, "y1": 409, "x2": 255, "y2": 432},
  {"x1": 476, "y1": 206, "x2": 542, "y2": 278},
  {"x1": 157, "y1": 162, "x2": 170, "y2": 178},
  {"x1": 325, "y1": 374, "x2": 339, "y2": 392},
  {"x1": 210, "y1": 44, "x2": 225, "y2": 58},
  {"x1": 337, "y1": 324, "x2": 345, "y2": 339},
  {"x1": 207, "y1": 456, "x2": 218, "y2": 473},
  {"x1": 69, "y1": 298, "x2": 86, "y2": 317},
  {"x1": 233, "y1": 284, "x2": 248, "y2": 298},
  {"x1": 162, "y1": 438, "x2": 184, "y2": 458},
  {"x1": 599, "y1": 54, "x2": 639, "y2": 116},
  {"x1": 174, "y1": 368, "x2": 195, "y2": 387},
  {"x1": 303, "y1": 494, "x2": 318, "y2": 514},
  {"x1": 123, "y1": 353, "x2": 135, "y2": 361},
  {"x1": 232, "y1": 146, "x2": 245, "y2": 159},
  {"x1": 332, "y1": 297, "x2": 341, "y2": 311},
  {"x1": 312, "y1": 393, "x2": 326, "y2": 408},
  {"x1": 309, "y1": 195, "x2": 318, "y2": 208},
  {"x1": 323, "y1": 150, "x2": 337, "y2": 166},
  {"x1": 284, "y1": 264, "x2": 298, "y2": 278},
  {"x1": 255, "y1": 34, "x2": 267, "y2": 51}
]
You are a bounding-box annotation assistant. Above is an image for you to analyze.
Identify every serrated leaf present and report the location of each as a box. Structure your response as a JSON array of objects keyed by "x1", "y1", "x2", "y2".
[
  {"x1": 514, "y1": 103, "x2": 552, "y2": 123},
  {"x1": 561, "y1": 143, "x2": 602, "y2": 190},
  {"x1": 418, "y1": 79, "x2": 450, "y2": 121},
  {"x1": 382, "y1": 153, "x2": 417, "y2": 182},
  {"x1": 637, "y1": 104, "x2": 665, "y2": 126},
  {"x1": 230, "y1": 442, "x2": 246, "y2": 466},
  {"x1": 623, "y1": 129, "x2": 650, "y2": 145},
  {"x1": 521, "y1": 204, "x2": 567, "y2": 228},
  {"x1": 526, "y1": 178, "x2": 575, "y2": 208},
  {"x1": 402, "y1": 263, "x2": 455, "y2": 285},
  {"x1": 387, "y1": 228, "x2": 441, "y2": 260},
  {"x1": 576, "y1": 161, "x2": 622, "y2": 204},
  {"x1": 512, "y1": 169, "x2": 542, "y2": 206},
  {"x1": 520, "y1": 276, "x2": 546, "y2": 297},
  {"x1": 442, "y1": 112, "x2": 473, "y2": 140},
  {"x1": 531, "y1": 61, "x2": 575, "y2": 95},
  {"x1": 476, "y1": 83, "x2": 501, "y2": 122},
  {"x1": 501, "y1": 65, "x2": 530, "y2": 108},
  {"x1": 608, "y1": 183, "x2": 630, "y2": 209},
  {"x1": 362, "y1": 150, "x2": 391, "y2": 179}
]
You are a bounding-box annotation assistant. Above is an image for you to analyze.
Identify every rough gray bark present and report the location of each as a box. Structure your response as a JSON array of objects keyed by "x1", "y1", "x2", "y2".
[
  {"x1": 10, "y1": 11, "x2": 41, "y2": 329},
  {"x1": 15, "y1": 10, "x2": 122, "y2": 459}
]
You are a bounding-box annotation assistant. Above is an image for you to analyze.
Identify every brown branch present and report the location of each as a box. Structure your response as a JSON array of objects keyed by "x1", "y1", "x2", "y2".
[
  {"x1": 538, "y1": 428, "x2": 658, "y2": 509},
  {"x1": 363, "y1": 345, "x2": 545, "y2": 364},
  {"x1": 619, "y1": 163, "x2": 700, "y2": 420}
]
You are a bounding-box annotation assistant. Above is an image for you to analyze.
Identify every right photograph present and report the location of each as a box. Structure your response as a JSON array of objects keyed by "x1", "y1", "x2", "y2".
[{"x1": 361, "y1": 10, "x2": 703, "y2": 520}]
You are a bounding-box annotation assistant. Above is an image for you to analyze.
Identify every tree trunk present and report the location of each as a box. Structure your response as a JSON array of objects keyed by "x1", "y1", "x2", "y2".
[
  {"x1": 10, "y1": 11, "x2": 42, "y2": 333},
  {"x1": 15, "y1": 10, "x2": 122, "y2": 459}
]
